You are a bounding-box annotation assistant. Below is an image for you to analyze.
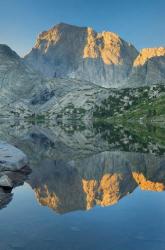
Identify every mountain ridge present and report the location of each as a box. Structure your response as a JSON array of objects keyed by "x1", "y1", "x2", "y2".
[
  {"x1": 24, "y1": 22, "x2": 165, "y2": 88},
  {"x1": 0, "y1": 23, "x2": 165, "y2": 122},
  {"x1": 24, "y1": 22, "x2": 139, "y2": 88}
]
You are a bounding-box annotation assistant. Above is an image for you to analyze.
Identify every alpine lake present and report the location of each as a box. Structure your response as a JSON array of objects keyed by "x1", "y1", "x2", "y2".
[{"x1": 0, "y1": 119, "x2": 165, "y2": 250}]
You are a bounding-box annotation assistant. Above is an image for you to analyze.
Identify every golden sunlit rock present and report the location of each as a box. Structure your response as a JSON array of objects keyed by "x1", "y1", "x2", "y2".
[
  {"x1": 132, "y1": 172, "x2": 165, "y2": 191},
  {"x1": 82, "y1": 179, "x2": 98, "y2": 209},
  {"x1": 25, "y1": 23, "x2": 138, "y2": 87},
  {"x1": 35, "y1": 186, "x2": 60, "y2": 210},
  {"x1": 83, "y1": 28, "x2": 122, "y2": 65},
  {"x1": 26, "y1": 148, "x2": 165, "y2": 214},
  {"x1": 133, "y1": 47, "x2": 165, "y2": 66}
]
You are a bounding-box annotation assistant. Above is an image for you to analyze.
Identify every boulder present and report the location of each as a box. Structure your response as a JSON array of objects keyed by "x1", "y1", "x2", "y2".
[
  {"x1": 0, "y1": 175, "x2": 13, "y2": 188},
  {"x1": 0, "y1": 141, "x2": 28, "y2": 171}
]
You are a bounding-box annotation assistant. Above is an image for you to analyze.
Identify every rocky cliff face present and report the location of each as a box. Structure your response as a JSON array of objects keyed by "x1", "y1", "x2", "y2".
[
  {"x1": 0, "y1": 44, "x2": 42, "y2": 113},
  {"x1": 1, "y1": 49, "x2": 164, "y2": 122},
  {"x1": 0, "y1": 26, "x2": 165, "y2": 121},
  {"x1": 24, "y1": 23, "x2": 165, "y2": 88},
  {"x1": 0, "y1": 43, "x2": 112, "y2": 119},
  {"x1": 24, "y1": 23, "x2": 138, "y2": 88},
  {"x1": 128, "y1": 47, "x2": 165, "y2": 87},
  {"x1": 28, "y1": 82, "x2": 165, "y2": 123}
]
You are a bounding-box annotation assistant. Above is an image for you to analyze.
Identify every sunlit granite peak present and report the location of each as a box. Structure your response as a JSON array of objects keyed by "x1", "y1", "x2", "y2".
[{"x1": 25, "y1": 23, "x2": 138, "y2": 88}]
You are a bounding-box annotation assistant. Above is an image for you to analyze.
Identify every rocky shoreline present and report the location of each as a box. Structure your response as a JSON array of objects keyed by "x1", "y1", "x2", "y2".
[{"x1": 0, "y1": 141, "x2": 30, "y2": 209}]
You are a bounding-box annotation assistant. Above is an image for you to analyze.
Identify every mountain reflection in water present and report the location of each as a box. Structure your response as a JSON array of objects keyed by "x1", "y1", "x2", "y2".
[{"x1": 0, "y1": 121, "x2": 165, "y2": 213}]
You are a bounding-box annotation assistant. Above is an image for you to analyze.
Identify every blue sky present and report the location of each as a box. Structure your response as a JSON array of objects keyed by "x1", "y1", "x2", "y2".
[{"x1": 0, "y1": 0, "x2": 165, "y2": 56}]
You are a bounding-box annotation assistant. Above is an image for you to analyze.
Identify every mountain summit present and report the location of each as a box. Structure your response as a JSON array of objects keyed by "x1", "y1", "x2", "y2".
[
  {"x1": 25, "y1": 23, "x2": 165, "y2": 87},
  {"x1": 25, "y1": 23, "x2": 139, "y2": 88}
]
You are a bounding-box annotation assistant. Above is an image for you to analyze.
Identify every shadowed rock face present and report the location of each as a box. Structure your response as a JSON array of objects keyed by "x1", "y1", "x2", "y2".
[
  {"x1": 0, "y1": 45, "x2": 42, "y2": 103},
  {"x1": 0, "y1": 187, "x2": 13, "y2": 210},
  {"x1": 0, "y1": 44, "x2": 44, "y2": 119}
]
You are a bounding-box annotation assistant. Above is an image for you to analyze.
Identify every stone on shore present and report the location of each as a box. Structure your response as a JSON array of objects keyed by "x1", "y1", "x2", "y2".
[
  {"x1": 0, "y1": 141, "x2": 28, "y2": 171},
  {"x1": 0, "y1": 175, "x2": 13, "y2": 188}
]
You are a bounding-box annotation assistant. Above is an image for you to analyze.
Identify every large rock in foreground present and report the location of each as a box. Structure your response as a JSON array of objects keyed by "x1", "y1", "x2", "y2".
[
  {"x1": 0, "y1": 142, "x2": 30, "y2": 209},
  {"x1": 0, "y1": 166, "x2": 31, "y2": 209},
  {"x1": 0, "y1": 141, "x2": 28, "y2": 171}
]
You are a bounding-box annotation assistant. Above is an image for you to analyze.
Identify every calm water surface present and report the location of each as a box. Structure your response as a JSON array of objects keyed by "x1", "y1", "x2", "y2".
[{"x1": 0, "y1": 122, "x2": 165, "y2": 250}]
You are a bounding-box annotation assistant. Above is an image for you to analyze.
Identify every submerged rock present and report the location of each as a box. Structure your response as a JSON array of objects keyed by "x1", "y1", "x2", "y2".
[{"x1": 0, "y1": 187, "x2": 13, "y2": 210}]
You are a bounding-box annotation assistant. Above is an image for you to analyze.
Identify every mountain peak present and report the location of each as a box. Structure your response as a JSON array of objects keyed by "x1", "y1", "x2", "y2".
[
  {"x1": 0, "y1": 44, "x2": 19, "y2": 59},
  {"x1": 25, "y1": 22, "x2": 138, "y2": 87},
  {"x1": 25, "y1": 23, "x2": 165, "y2": 88},
  {"x1": 133, "y1": 47, "x2": 165, "y2": 66},
  {"x1": 35, "y1": 22, "x2": 87, "y2": 49},
  {"x1": 54, "y1": 22, "x2": 86, "y2": 29}
]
